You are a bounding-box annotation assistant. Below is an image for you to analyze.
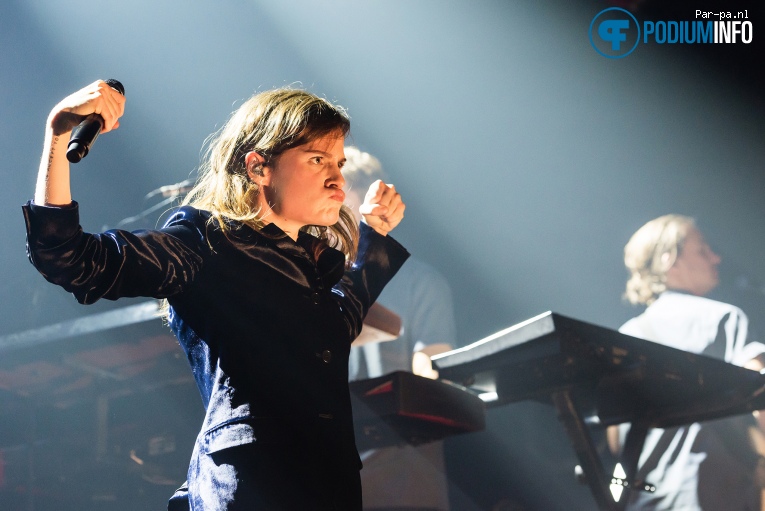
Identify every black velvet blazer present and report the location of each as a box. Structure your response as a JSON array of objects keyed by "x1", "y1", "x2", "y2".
[{"x1": 23, "y1": 201, "x2": 409, "y2": 509}]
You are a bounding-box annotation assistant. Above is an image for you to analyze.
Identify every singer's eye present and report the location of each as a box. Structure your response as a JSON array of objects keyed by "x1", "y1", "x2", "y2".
[{"x1": 310, "y1": 156, "x2": 322, "y2": 164}]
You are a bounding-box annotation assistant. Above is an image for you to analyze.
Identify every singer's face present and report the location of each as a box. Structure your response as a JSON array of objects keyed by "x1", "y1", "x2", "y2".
[
  {"x1": 665, "y1": 227, "x2": 721, "y2": 296},
  {"x1": 258, "y1": 132, "x2": 346, "y2": 237}
]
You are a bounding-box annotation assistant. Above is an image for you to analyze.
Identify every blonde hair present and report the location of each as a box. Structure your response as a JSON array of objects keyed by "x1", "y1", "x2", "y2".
[
  {"x1": 623, "y1": 214, "x2": 695, "y2": 305},
  {"x1": 182, "y1": 88, "x2": 357, "y2": 261}
]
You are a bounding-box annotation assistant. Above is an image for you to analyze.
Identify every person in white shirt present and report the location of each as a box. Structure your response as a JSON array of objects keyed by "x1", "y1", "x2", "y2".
[{"x1": 614, "y1": 214, "x2": 765, "y2": 511}]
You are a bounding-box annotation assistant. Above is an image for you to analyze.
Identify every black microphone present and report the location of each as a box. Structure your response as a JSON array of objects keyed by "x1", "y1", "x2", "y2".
[{"x1": 66, "y1": 79, "x2": 125, "y2": 163}]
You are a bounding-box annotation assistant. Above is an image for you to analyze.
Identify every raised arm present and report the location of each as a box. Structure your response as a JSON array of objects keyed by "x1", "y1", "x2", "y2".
[
  {"x1": 35, "y1": 80, "x2": 125, "y2": 205},
  {"x1": 335, "y1": 181, "x2": 409, "y2": 340}
]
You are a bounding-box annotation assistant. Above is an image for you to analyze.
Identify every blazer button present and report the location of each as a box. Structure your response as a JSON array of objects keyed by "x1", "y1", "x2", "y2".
[
  {"x1": 321, "y1": 349, "x2": 332, "y2": 363},
  {"x1": 312, "y1": 292, "x2": 320, "y2": 304}
]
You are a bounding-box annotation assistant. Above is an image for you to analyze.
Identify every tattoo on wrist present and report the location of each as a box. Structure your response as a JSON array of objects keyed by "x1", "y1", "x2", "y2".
[{"x1": 47, "y1": 135, "x2": 59, "y2": 170}]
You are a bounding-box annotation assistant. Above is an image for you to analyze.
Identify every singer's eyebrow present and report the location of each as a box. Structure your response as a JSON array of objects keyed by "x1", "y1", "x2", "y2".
[
  {"x1": 298, "y1": 147, "x2": 346, "y2": 165},
  {"x1": 299, "y1": 148, "x2": 333, "y2": 155}
]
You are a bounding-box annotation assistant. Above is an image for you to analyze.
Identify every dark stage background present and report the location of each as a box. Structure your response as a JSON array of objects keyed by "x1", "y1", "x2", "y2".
[{"x1": 1, "y1": 0, "x2": 762, "y2": 509}]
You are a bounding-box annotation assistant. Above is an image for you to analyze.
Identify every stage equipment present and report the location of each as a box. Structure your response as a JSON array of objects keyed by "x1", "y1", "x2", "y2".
[
  {"x1": 350, "y1": 371, "x2": 486, "y2": 451},
  {"x1": 432, "y1": 311, "x2": 765, "y2": 511}
]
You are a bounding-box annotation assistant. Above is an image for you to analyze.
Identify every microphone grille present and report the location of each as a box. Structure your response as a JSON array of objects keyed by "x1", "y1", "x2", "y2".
[{"x1": 105, "y1": 78, "x2": 125, "y2": 96}]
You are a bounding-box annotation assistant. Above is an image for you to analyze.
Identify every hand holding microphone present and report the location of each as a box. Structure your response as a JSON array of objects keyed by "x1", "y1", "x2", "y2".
[
  {"x1": 35, "y1": 80, "x2": 126, "y2": 205},
  {"x1": 46, "y1": 79, "x2": 126, "y2": 162},
  {"x1": 67, "y1": 79, "x2": 125, "y2": 162}
]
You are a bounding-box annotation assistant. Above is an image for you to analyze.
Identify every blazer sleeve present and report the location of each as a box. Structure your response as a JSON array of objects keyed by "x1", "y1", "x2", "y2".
[
  {"x1": 22, "y1": 201, "x2": 207, "y2": 304},
  {"x1": 336, "y1": 222, "x2": 410, "y2": 339}
]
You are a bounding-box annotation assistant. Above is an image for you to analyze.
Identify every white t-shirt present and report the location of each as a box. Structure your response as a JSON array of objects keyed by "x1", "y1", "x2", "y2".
[{"x1": 619, "y1": 291, "x2": 765, "y2": 511}]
